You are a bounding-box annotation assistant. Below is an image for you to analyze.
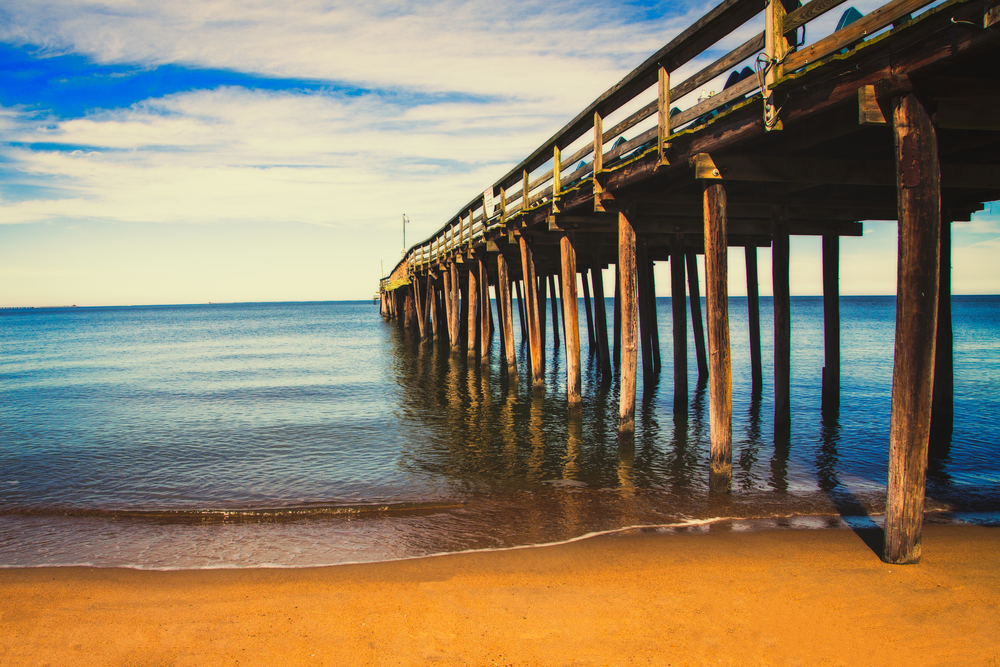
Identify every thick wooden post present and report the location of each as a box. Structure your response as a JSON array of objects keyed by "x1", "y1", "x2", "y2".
[
  {"x1": 450, "y1": 263, "x2": 462, "y2": 353},
  {"x1": 671, "y1": 234, "x2": 688, "y2": 416},
  {"x1": 561, "y1": 234, "x2": 582, "y2": 407},
  {"x1": 772, "y1": 207, "x2": 791, "y2": 431},
  {"x1": 515, "y1": 279, "x2": 527, "y2": 341},
  {"x1": 648, "y1": 255, "x2": 661, "y2": 376},
  {"x1": 746, "y1": 246, "x2": 762, "y2": 394},
  {"x1": 519, "y1": 236, "x2": 545, "y2": 388},
  {"x1": 592, "y1": 268, "x2": 612, "y2": 383},
  {"x1": 703, "y1": 178, "x2": 732, "y2": 493},
  {"x1": 467, "y1": 264, "x2": 479, "y2": 361},
  {"x1": 443, "y1": 267, "x2": 454, "y2": 346},
  {"x1": 637, "y1": 243, "x2": 653, "y2": 385},
  {"x1": 686, "y1": 252, "x2": 708, "y2": 379},
  {"x1": 479, "y1": 255, "x2": 490, "y2": 363},
  {"x1": 427, "y1": 275, "x2": 437, "y2": 340},
  {"x1": 613, "y1": 266, "x2": 622, "y2": 368},
  {"x1": 932, "y1": 214, "x2": 953, "y2": 436},
  {"x1": 582, "y1": 272, "x2": 595, "y2": 349},
  {"x1": 537, "y1": 275, "x2": 547, "y2": 347},
  {"x1": 618, "y1": 205, "x2": 639, "y2": 434},
  {"x1": 413, "y1": 273, "x2": 427, "y2": 340},
  {"x1": 548, "y1": 274, "x2": 561, "y2": 348},
  {"x1": 497, "y1": 253, "x2": 518, "y2": 378},
  {"x1": 404, "y1": 286, "x2": 416, "y2": 334},
  {"x1": 822, "y1": 235, "x2": 840, "y2": 410},
  {"x1": 884, "y1": 93, "x2": 941, "y2": 565}
]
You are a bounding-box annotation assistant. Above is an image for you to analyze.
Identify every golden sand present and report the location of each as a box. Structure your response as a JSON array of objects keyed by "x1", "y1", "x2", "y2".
[{"x1": 1, "y1": 523, "x2": 998, "y2": 666}]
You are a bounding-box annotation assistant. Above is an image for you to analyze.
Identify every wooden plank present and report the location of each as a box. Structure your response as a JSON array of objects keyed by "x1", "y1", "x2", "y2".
[
  {"x1": 704, "y1": 180, "x2": 733, "y2": 493},
  {"x1": 822, "y1": 235, "x2": 840, "y2": 411},
  {"x1": 619, "y1": 205, "x2": 639, "y2": 434},
  {"x1": 671, "y1": 234, "x2": 688, "y2": 416},
  {"x1": 670, "y1": 32, "x2": 766, "y2": 103},
  {"x1": 772, "y1": 207, "x2": 791, "y2": 431},
  {"x1": 670, "y1": 75, "x2": 759, "y2": 130},
  {"x1": 686, "y1": 251, "x2": 709, "y2": 379},
  {"x1": 783, "y1": 0, "x2": 935, "y2": 72},
  {"x1": 746, "y1": 246, "x2": 763, "y2": 394},
  {"x1": 561, "y1": 235, "x2": 583, "y2": 407},
  {"x1": 497, "y1": 253, "x2": 518, "y2": 379},
  {"x1": 784, "y1": 0, "x2": 850, "y2": 34},
  {"x1": 885, "y1": 93, "x2": 940, "y2": 565},
  {"x1": 859, "y1": 84, "x2": 887, "y2": 125}
]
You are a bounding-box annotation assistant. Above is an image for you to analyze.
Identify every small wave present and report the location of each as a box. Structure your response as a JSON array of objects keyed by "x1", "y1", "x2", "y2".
[{"x1": 0, "y1": 501, "x2": 466, "y2": 524}]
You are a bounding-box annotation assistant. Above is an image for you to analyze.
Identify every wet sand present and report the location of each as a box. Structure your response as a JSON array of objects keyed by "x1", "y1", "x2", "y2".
[{"x1": 1, "y1": 523, "x2": 998, "y2": 666}]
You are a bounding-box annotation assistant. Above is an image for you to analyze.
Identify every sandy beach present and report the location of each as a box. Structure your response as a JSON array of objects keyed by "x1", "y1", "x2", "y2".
[{"x1": 1, "y1": 523, "x2": 998, "y2": 666}]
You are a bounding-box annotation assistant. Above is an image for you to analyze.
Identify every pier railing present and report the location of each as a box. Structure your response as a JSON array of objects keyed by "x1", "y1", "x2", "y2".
[{"x1": 385, "y1": 0, "x2": 950, "y2": 286}]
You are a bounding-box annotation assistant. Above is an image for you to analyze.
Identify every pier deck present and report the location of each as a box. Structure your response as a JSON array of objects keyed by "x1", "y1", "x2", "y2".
[{"x1": 379, "y1": 0, "x2": 1000, "y2": 564}]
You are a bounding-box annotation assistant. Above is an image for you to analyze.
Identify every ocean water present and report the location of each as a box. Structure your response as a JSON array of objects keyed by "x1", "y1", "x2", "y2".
[{"x1": 1, "y1": 296, "x2": 998, "y2": 569}]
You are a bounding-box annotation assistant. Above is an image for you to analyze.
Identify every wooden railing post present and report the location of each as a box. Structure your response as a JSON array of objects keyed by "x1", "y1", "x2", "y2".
[
  {"x1": 593, "y1": 112, "x2": 606, "y2": 213},
  {"x1": 552, "y1": 144, "x2": 562, "y2": 213},
  {"x1": 764, "y1": 0, "x2": 793, "y2": 131},
  {"x1": 658, "y1": 65, "x2": 671, "y2": 165}
]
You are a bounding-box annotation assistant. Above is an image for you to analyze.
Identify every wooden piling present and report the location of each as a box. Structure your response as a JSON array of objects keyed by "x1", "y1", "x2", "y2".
[
  {"x1": 703, "y1": 179, "x2": 732, "y2": 493},
  {"x1": 467, "y1": 260, "x2": 480, "y2": 362},
  {"x1": 618, "y1": 205, "x2": 639, "y2": 434},
  {"x1": 686, "y1": 251, "x2": 708, "y2": 380},
  {"x1": 451, "y1": 263, "x2": 463, "y2": 353},
  {"x1": 561, "y1": 234, "x2": 582, "y2": 407},
  {"x1": 647, "y1": 254, "x2": 661, "y2": 376},
  {"x1": 497, "y1": 252, "x2": 518, "y2": 378},
  {"x1": 932, "y1": 213, "x2": 953, "y2": 436},
  {"x1": 413, "y1": 274, "x2": 427, "y2": 340},
  {"x1": 479, "y1": 254, "x2": 490, "y2": 363},
  {"x1": 884, "y1": 92, "x2": 941, "y2": 565},
  {"x1": 671, "y1": 233, "x2": 688, "y2": 416},
  {"x1": 519, "y1": 236, "x2": 545, "y2": 389},
  {"x1": 746, "y1": 246, "x2": 763, "y2": 395},
  {"x1": 582, "y1": 272, "x2": 595, "y2": 350},
  {"x1": 637, "y1": 243, "x2": 653, "y2": 385},
  {"x1": 772, "y1": 207, "x2": 791, "y2": 432},
  {"x1": 443, "y1": 267, "x2": 455, "y2": 347},
  {"x1": 548, "y1": 274, "x2": 561, "y2": 348},
  {"x1": 427, "y1": 274, "x2": 437, "y2": 340},
  {"x1": 515, "y1": 279, "x2": 527, "y2": 341},
  {"x1": 592, "y1": 267, "x2": 612, "y2": 383},
  {"x1": 822, "y1": 235, "x2": 840, "y2": 410},
  {"x1": 537, "y1": 275, "x2": 547, "y2": 347},
  {"x1": 614, "y1": 266, "x2": 622, "y2": 368}
]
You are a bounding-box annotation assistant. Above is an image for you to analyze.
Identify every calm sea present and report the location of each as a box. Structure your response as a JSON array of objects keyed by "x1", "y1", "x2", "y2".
[{"x1": 1, "y1": 296, "x2": 998, "y2": 569}]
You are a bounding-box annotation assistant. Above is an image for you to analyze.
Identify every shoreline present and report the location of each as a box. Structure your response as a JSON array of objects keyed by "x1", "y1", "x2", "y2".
[{"x1": 2, "y1": 523, "x2": 997, "y2": 665}]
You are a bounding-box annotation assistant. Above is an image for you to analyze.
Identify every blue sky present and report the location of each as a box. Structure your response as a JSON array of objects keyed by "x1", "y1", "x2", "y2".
[{"x1": 0, "y1": 0, "x2": 997, "y2": 307}]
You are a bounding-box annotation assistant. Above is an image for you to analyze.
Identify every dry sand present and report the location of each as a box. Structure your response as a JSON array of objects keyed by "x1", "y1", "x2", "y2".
[{"x1": 1, "y1": 523, "x2": 998, "y2": 666}]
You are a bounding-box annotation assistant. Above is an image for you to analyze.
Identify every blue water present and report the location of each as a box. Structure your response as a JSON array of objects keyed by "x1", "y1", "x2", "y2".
[{"x1": 1, "y1": 297, "x2": 998, "y2": 568}]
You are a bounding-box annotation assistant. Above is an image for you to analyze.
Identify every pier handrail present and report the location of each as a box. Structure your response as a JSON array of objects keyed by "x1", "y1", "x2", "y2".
[{"x1": 383, "y1": 0, "x2": 946, "y2": 287}]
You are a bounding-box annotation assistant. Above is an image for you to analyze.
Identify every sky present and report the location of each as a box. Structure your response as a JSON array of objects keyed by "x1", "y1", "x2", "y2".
[{"x1": 0, "y1": 0, "x2": 997, "y2": 307}]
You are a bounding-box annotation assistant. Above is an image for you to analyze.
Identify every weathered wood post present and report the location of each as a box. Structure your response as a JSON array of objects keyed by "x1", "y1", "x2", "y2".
[
  {"x1": 746, "y1": 246, "x2": 763, "y2": 395},
  {"x1": 515, "y1": 279, "x2": 527, "y2": 341},
  {"x1": 614, "y1": 266, "x2": 622, "y2": 368},
  {"x1": 450, "y1": 263, "x2": 462, "y2": 354},
  {"x1": 931, "y1": 212, "x2": 953, "y2": 438},
  {"x1": 519, "y1": 236, "x2": 545, "y2": 389},
  {"x1": 618, "y1": 204, "x2": 639, "y2": 434},
  {"x1": 467, "y1": 258, "x2": 480, "y2": 362},
  {"x1": 582, "y1": 272, "x2": 595, "y2": 349},
  {"x1": 647, "y1": 254, "x2": 661, "y2": 376},
  {"x1": 671, "y1": 233, "x2": 688, "y2": 416},
  {"x1": 884, "y1": 91, "x2": 941, "y2": 565},
  {"x1": 686, "y1": 251, "x2": 709, "y2": 379},
  {"x1": 772, "y1": 207, "x2": 791, "y2": 433},
  {"x1": 413, "y1": 272, "x2": 427, "y2": 341},
  {"x1": 427, "y1": 274, "x2": 437, "y2": 340},
  {"x1": 479, "y1": 254, "x2": 490, "y2": 364},
  {"x1": 443, "y1": 267, "x2": 455, "y2": 347},
  {"x1": 697, "y1": 154, "x2": 732, "y2": 493},
  {"x1": 497, "y1": 253, "x2": 518, "y2": 379},
  {"x1": 561, "y1": 234, "x2": 582, "y2": 407},
  {"x1": 822, "y1": 235, "x2": 840, "y2": 410},
  {"x1": 537, "y1": 274, "x2": 548, "y2": 347},
  {"x1": 637, "y1": 243, "x2": 653, "y2": 385},
  {"x1": 548, "y1": 274, "x2": 561, "y2": 348},
  {"x1": 592, "y1": 267, "x2": 613, "y2": 383}
]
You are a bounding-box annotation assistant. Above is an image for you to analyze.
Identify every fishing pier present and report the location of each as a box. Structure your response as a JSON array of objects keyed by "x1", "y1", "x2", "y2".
[{"x1": 379, "y1": 0, "x2": 1000, "y2": 564}]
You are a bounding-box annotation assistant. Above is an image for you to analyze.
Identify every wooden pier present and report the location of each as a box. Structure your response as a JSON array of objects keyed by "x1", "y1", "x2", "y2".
[{"x1": 380, "y1": 0, "x2": 1000, "y2": 564}]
